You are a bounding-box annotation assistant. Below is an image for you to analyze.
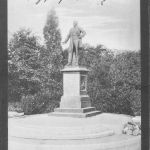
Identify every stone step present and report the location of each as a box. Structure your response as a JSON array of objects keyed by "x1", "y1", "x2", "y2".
[
  {"x1": 50, "y1": 110, "x2": 101, "y2": 118},
  {"x1": 54, "y1": 107, "x2": 96, "y2": 113},
  {"x1": 85, "y1": 111, "x2": 101, "y2": 117},
  {"x1": 9, "y1": 134, "x2": 141, "y2": 150}
]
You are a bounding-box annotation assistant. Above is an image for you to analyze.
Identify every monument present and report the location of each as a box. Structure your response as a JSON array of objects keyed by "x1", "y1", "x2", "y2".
[
  {"x1": 51, "y1": 21, "x2": 101, "y2": 117},
  {"x1": 8, "y1": 21, "x2": 141, "y2": 150}
]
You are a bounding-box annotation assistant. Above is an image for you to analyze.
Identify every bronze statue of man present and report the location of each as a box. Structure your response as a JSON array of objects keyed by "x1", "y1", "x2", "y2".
[{"x1": 62, "y1": 21, "x2": 86, "y2": 66}]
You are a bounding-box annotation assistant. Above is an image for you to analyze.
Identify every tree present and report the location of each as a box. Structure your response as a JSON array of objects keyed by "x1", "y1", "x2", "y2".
[
  {"x1": 43, "y1": 9, "x2": 62, "y2": 53},
  {"x1": 79, "y1": 44, "x2": 114, "y2": 109},
  {"x1": 79, "y1": 44, "x2": 141, "y2": 115},
  {"x1": 8, "y1": 29, "x2": 42, "y2": 102},
  {"x1": 9, "y1": 9, "x2": 64, "y2": 114},
  {"x1": 108, "y1": 51, "x2": 141, "y2": 115},
  {"x1": 40, "y1": 9, "x2": 63, "y2": 103}
]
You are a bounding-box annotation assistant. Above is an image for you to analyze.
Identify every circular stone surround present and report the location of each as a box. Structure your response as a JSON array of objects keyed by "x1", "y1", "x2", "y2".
[
  {"x1": 9, "y1": 114, "x2": 114, "y2": 140},
  {"x1": 9, "y1": 113, "x2": 141, "y2": 150}
]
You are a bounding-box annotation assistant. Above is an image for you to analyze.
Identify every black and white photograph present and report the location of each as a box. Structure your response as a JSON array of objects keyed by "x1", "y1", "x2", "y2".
[{"x1": 7, "y1": 0, "x2": 143, "y2": 150}]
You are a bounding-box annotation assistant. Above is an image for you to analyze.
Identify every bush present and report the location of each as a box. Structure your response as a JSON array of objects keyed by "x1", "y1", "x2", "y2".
[
  {"x1": 21, "y1": 92, "x2": 59, "y2": 115},
  {"x1": 8, "y1": 102, "x2": 23, "y2": 113},
  {"x1": 85, "y1": 49, "x2": 141, "y2": 116},
  {"x1": 90, "y1": 86, "x2": 141, "y2": 116},
  {"x1": 130, "y1": 89, "x2": 141, "y2": 116},
  {"x1": 90, "y1": 88, "x2": 132, "y2": 115}
]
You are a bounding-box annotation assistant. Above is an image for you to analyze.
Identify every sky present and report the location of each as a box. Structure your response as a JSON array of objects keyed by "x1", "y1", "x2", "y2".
[{"x1": 8, "y1": 0, "x2": 140, "y2": 51}]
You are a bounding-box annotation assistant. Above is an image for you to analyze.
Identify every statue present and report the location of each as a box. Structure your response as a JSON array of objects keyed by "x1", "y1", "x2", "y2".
[{"x1": 62, "y1": 21, "x2": 86, "y2": 66}]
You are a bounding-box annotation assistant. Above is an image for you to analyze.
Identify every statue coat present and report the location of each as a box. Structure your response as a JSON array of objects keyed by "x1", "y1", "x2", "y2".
[{"x1": 64, "y1": 27, "x2": 86, "y2": 52}]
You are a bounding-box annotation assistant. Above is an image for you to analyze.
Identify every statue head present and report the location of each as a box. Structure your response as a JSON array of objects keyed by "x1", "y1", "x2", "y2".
[{"x1": 73, "y1": 21, "x2": 78, "y2": 27}]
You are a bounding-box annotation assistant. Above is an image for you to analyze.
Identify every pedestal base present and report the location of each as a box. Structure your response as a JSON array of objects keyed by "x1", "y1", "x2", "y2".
[
  {"x1": 60, "y1": 95, "x2": 91, "y2": 108},
  {"x1": 55, "y1": 66, "x2": 100, "y2": 118},
  {"x1": 51, "y1": 107, "x2": 101, "y2": 118}
]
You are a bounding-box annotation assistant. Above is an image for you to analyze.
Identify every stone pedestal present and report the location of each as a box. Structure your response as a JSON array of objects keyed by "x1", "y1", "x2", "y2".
[{"x1": 51, "y1": 66, "x2": 100, "y2": 117}]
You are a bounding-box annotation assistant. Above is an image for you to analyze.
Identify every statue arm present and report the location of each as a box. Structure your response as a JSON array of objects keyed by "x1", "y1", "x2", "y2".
[{"x1": 79, "y1": 27, "x2": 86, "y2": 38}]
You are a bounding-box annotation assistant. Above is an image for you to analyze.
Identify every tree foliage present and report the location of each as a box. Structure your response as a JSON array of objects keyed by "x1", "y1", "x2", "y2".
[
  {"x1": 43, "y1": 9, "x2": 62, "y2": 53},
  {"x1": 8, "y1": 29, "x2": 42, "y2": 102},
  {"x1": 79, "y1": 45, "x2": 141, "y2": 115},
  {"x1": 41, "y1": 9, "x2": 63, "y2": 99},
  {"x1": 8, "y1": 9, "x2": 63, "y2": 113}
]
